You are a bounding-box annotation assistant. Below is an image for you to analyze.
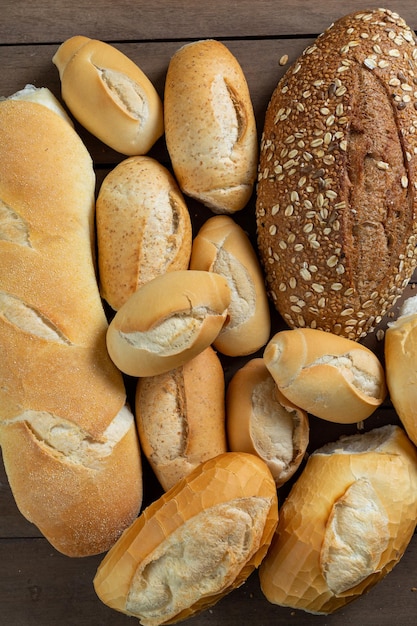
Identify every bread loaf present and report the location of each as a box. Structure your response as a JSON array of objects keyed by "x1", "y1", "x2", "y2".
[
  {"x1": 94, "y1": 452, "x2": 278, "y2": 625},
  {"x1": 256, "y1": 8, "x2": 417, "y2": 340},
  {"x1": 96, "y1": 156, "x2": 192, "y2": 310},
  {"x1": 259, "y1": 425, "x2": 417, "y2": 614},
  {"x1": 264, "y1": 328, "x2": 386, "y2": 423},
  {"x1": 226, "y1": 358, "x2": 309, "y2": 487},
  {"x1": 106, "y1": 269, "x2": 231, "y2": 377},
  {"x1": 0, "y1": 96, "x2": 142, "y2": 557},
  {"x1": 136, "y1": 346, "x2": 227, "y2": 491},
  {"x1": 53, "y1": 36, "x2": 164, "y2": 155},
  {"x1": 164, "y1": 39, "x2": 258, "y2": 214}
]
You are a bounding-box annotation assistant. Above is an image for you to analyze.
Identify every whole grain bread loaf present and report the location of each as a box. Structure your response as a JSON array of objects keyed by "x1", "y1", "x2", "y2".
[{"x1": 256, "y1": 8, "x2": 417, "y2": 340}]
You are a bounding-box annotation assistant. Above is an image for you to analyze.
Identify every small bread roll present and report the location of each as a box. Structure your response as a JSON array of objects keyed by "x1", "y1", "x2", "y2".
[
  {"x1": 106, "y1": 270, "x2": 231, "y2": 377},
  {"x1": 136, "y1": 347, "x2": 227, "y2": 490},
  {"x1": 164, "y1": 39, "x2": 258, "y2": 214},
  {"x1": 53, "y1": 36, "x2": 164, "y2": 155},
  {"x1": 190, "y1": 215, "x2": 271, "y2": 356},
  {"x1": 227, "y1": 359, "x2": 308, "y2": 487},
  {"x1": 94, "y1": 452, "x2": 278, "y2": 626},
  {"x1": 385, "y1": 294, "x2": 417, "y2": 446},
  {"x1": 259, "y1": 425, "x2": 417, "y2": 614},
  {"x1": 264, "y1": 328, "x2": 386, "y2": 423},
  {"x1": 96, "y1": 156, "x2": 192, "y2": 310}
]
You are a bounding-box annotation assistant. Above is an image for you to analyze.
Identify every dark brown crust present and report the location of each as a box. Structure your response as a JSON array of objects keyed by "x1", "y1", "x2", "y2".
[{"x1": 256, "y1": 8, "x2": 417, "y2": 340}]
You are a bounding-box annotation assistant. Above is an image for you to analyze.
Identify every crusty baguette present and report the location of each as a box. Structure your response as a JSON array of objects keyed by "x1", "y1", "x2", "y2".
[
  {"x1": 164, "y1": 39, "x2": 258, "y2": 214},
  {"x1": 256, "y1": 8, "x2": 417, "y2": 340},
  {"x1": 53, "y1": 35, "x2": 164, "y2": 155},
  {"x1": 0, "y1": 96, "x2": 142, "y2": 557},
  {"x1": 259, "y1": 425, "x2": 417, "y2": 614},
  {"x1": 94, "y1": 452, "x2": 278, "y2": 625},
  {"x1": 96, "y1": 156, "x2": 192, "y2": 310}
]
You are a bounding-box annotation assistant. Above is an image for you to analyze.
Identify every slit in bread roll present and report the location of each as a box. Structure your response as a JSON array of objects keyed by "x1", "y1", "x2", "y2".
[
  {"x1": 226, "y1": 358, "x2": 308, "y2": 487},
  {"x1": 263, "y1": 328, "x2": 386, "y2": 423},
  {"x1": 259, "y1": 424, "x2": 417, "y2": 614},
  {"x1": 96, "y1": 156, "x2": 192, "y2": 310},
  {"x1": 53, "y1": 36, "x2": 164, "y2": 155},
  {"x1": 106, "y1": 270, "x2": 231, "y2": 377},
  {"x1": 94, "y1": 452, "x2": 278, "y2": 625},
  {"x1": 164, "y1": 39, "x2": 258, "y2": 214},
  {"x1": 190, "y1": 215, "x2": 271, "y2": 356},
  {"x1": 136, "y1": 346, "x2": 226, "y2": 490},
  {"x1": 2, "y1": 83, "x2": 73, "y2": 124}
]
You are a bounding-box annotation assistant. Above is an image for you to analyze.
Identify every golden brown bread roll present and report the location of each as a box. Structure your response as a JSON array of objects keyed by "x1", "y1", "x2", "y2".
[
  {"x1": 256, "y1": 8, "x2": 417, "y2": 340},
  {"x1": 226, "y1": 358, "x2": 308, "y2": 487},
  {"x1": 259, "y1": 424, "x2": 417, "y2": 614},
  {"x1": 53, "y1": 35, "x2": 164, "y2": 155},
  {"x1": 164, "y1": 39, "x2": 258, "y2": 214},
  {"x1": 0, "y1": 96, "x2": 142, "y2": 557},
  {"x1": 136, "y1": 346, "x2": 227, "y2": 491},
  {"x1": 96, "y1": 156, "x2": 192, "y2": 310},
  {"x1": 106, "y1": 269, "x2": 231, "y2": 377},
  {"x1": 190, "y1": 215, "x2": 271, "y2": 356},
  {"x1": 263, "y1": 328, "x2": 386, "y2": 423},
  {"x1": 94, "y1": 452, "x2": 278, "y2": 625}
]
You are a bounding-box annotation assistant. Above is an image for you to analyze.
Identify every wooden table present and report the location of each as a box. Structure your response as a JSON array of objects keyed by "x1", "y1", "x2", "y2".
[{"x1": 1, "y1": 1, "x2": 417, "y2": 624}]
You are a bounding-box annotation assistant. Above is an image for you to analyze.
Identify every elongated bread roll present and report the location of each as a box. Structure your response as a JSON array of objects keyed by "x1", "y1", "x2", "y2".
[
  {"x1": 53, "y1": 36, "x2": 164, "y2": 155},
  {"x1": 264, "y1": 328, "x2": 386, "y2": 423},
  {"x1": 136, "y1": 346, "x2": 226, "y2": 491},
  {"x1": 0, "y1": 96, "x2": 142, "y2": 557},
  {"x1": 106, "y1": 270, "x2": 231, "y2": 377},
  {"x1": 94, "y1": 452, "x2": 278, "y2": 625},
  {"x1": 226, "y1": 358, "x2": 308, "y2": 487},
  {"x1": 190, "y1": 215, "x2": 271, "y2": 356},
  {"x1": 96, "y1": 156, "x2": 192, "y2": 310},
  {"x1": 259, "y1": 425, "x2": 417, "y2": 614},
  {"x1": 164, "y1": 39, "x2": 258, "y2": 214}
]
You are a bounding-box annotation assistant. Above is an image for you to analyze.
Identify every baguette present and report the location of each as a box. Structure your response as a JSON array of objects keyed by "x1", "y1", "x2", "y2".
[
  {"x1": 96, "y1": 156, "x2": 192, "y2": 310},
  {"x1": 53, "y1": 36, "x2": 164, "y2": 155},
  {"x1": 164, "y1": 39, "x2": 258, "y2": 214},
  {"x1": 259, "y1": 425, "x2": 417, "y2": 614},
  {"x1": 94, "y1": 452, "x2": 278, "y2": 625},
  {"x1": 256, "y1": 8, "x2": 417, "y2": 340},
  {"x1": 0, "y1": 95, "x2": 142, "y2": 557}
]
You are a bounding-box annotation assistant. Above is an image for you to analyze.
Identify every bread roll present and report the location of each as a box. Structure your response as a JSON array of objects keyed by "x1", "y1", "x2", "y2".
[
  {"x1": 226, "y1": 358, "x2": 308, "y2": 487},
  {"x1": 106, "y1": 270, "x2": 231, "y2": 377},
  {"x1": 256, "y1": 8, "x2": 417, "y2": 340},
  {"x1": 0, "y1": 97, "x2": 142, "y2": 556},
  {"x1": 190, "y1": 215, "x2": 271, "y2": 356},
  {"x1": 53, "y1": 35, "x2": 163, "y2": 155},
  {"x1": 94, "y1": 452, "x2": 278, "y2": 625},
  {"x1": 136, "y1": 346, "x2": 227, "y2": 491},
  {"x1": 3, "y1": 83, "x2": 73, "y2": 124},
  {"x1": 164, "y1": 39, "x2": 258, "y2": 214},
  {"x1": 263, "y1": 328, "x2": 386, "y2": 423},
  {"x1": 385, "y1": 294, "x2": 417, "y2": 445},
  {"x1": 96, "y1": 156, "x2": 192, "y2": 310},
  {"x1": 259, "y1": 425, "x2": 417, "y2": 614}
]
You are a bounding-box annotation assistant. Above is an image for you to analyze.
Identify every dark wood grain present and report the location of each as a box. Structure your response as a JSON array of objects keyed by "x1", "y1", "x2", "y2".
[{"x1": 1, "y1": 1, "x2": 417, "y2": 624}]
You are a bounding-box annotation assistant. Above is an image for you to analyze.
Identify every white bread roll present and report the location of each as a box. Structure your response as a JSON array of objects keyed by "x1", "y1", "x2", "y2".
[
  {"x1": 94, "y1": 452, "x2": 278, "y2": 625},
  {"x1": 136, "y1": 346, "x2": 226, "y2": 491},
  {"x1": 190, "y1": 215, "x2": 271, "y2": 356},
  {"x1": 264, "y1": 328, "x2": 386, "y2": 423},
  {"x1": 385, "y1": 294, "x2": 417, "y2": 446},
  {"x1": 0, "y1": 97, "x2": 142, "y2": 556},
  {"x1": 164, "y1": 39, "x2": 258, "y2": 214},
  {"x1": 226, "y1": 358, "x2": 308, "y2": 487},
  {"x1": 96, "y1": 156, "x2": 192, "y2": 310},
  {"x1": 106, "y1": 269, "x2": 231, "y2": 377},
  {"x1": 53, "y1": 35, "x2": 164, "y2": 155},
  {"x1": 259, "y1": 425, "x2": 417, "y2": 614}
]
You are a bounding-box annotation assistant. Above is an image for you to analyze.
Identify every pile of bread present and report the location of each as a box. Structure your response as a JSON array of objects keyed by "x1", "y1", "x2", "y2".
[{"x1": 2, "y1": 7, "x2": 417, "y2": 624}]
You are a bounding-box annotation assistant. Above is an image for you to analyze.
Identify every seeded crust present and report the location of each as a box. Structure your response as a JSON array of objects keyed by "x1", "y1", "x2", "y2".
[{"x1": 256, "y1": 8, "x2": 417, "y2": 340}]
